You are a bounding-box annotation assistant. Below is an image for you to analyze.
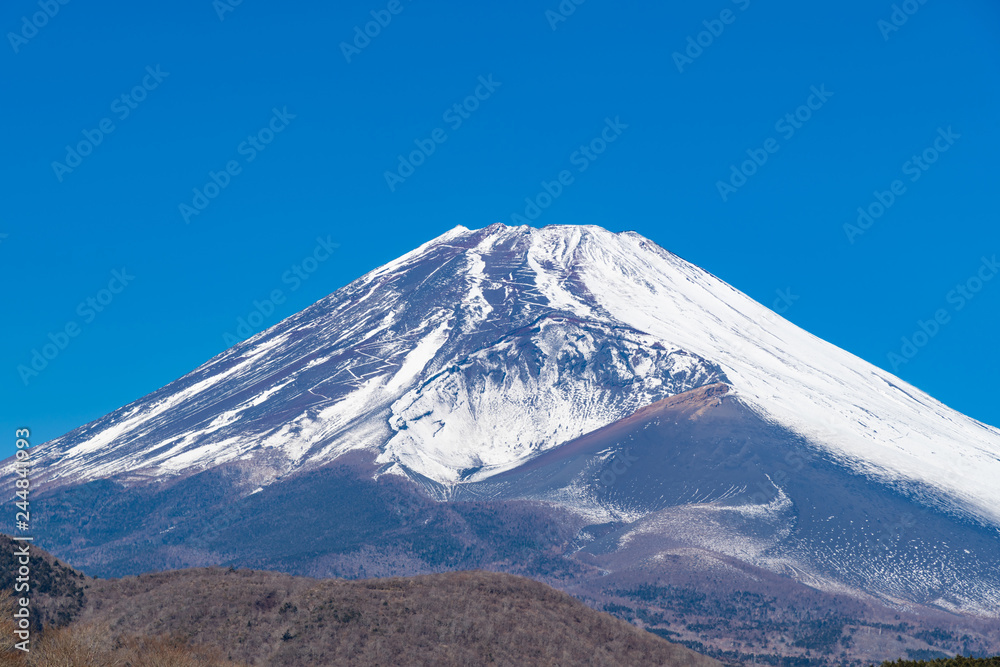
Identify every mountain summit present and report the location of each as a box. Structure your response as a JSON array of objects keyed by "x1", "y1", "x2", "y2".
[{"x1": 32, "y1": 224, "x2": 1000, "y2": 521}]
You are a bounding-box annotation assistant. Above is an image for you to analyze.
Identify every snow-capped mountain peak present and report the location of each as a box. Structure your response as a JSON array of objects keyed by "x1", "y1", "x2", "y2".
[{"x1": 27, "y1": 224, "x2": 1000, "y2": 527}]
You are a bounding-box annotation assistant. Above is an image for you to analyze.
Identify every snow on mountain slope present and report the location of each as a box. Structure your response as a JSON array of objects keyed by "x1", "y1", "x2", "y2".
[
  {"x1": 381, "y1": 317, "x2": 721, "y2": 483},
  {"x1": 23, "y1": 223, "x2": 1000, "y2": 527}
]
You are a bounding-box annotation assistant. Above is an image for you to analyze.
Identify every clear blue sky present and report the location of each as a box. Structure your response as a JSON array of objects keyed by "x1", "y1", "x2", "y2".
[{"x1": 3, "y1": 0, "x2": 999, "y2": 454}]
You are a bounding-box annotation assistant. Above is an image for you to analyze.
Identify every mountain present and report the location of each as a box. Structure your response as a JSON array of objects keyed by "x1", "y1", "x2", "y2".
[
  {"x1": 32, "y1": 224, "x2": 729, "y2": 489},
  {"x1": 12, "y1": 223, "x2": 1000, "y2": 664}
]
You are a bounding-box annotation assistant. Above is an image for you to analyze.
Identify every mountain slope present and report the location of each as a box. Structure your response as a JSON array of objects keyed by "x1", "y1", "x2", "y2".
[{"x1": 453, "y1": 383, "x2": 1000, "y2": 616}]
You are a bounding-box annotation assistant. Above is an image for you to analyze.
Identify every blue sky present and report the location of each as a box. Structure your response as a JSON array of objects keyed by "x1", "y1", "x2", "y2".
[{"x1": 3, "y1": 0, "x2": 999, "y2": 454}]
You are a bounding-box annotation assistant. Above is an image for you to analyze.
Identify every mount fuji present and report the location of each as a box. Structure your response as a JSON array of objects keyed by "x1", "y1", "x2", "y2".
[{"x1": 14, "y1": 223, "x2": 1000, "y2": 663}]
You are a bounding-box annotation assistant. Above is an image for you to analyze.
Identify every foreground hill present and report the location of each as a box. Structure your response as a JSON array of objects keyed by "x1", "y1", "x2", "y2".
[
  {"x1": 76, "y1": 567, "x2": 720, "y2": 667},
  {"x1": 0, "y1": 536, "x2": 717, "y2": 667}
]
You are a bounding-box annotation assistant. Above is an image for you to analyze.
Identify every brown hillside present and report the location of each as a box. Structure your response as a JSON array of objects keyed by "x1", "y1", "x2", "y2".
[
  {"x1": 77, "y1": 567, "x2": 721, "y2": 666},
  {"x1": 0, "y1": 536, "x2": 718, "y2": 666}
]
